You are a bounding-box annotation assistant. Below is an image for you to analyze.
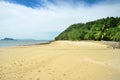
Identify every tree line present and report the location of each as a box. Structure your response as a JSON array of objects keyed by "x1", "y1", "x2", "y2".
[{"x1": 55, "y1": 17, "x2": 120, "y2": 41}]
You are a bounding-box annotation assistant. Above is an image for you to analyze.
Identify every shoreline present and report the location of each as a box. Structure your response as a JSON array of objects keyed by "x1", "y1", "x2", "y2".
[
  {"x1": 0, "y1": 40, "x2": 119, "y2": 49},
  {"x1": 0, "y1": 40, "x2": 52, "y2": 48}
]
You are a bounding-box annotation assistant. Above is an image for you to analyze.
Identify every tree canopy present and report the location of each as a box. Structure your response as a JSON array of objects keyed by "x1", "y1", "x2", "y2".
[{"x1": 55, "y1": 17, "x2": 120, "y2": 41}]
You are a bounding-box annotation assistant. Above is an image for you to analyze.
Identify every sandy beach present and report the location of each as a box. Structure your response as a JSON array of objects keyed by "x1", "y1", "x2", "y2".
[{"x1": 0, "y1": 41, "x2": 120, "y2": 80}]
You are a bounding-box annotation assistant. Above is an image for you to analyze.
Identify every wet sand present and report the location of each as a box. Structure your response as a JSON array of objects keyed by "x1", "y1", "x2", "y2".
[{"x1": 0, "y1": 41, "x2": 120, "y2": 80}]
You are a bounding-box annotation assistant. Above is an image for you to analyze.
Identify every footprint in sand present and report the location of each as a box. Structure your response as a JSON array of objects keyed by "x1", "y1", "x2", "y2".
[
  {"x1": 36, "y1": 78, "x2": 40, "y2": 80},
  {"x1": 63, "y1": 73, "x2": 66, "y2": 76},
  {"x1": 38, "y1": 70, "x2": 41, "y2": 72},
  {"x1": 48, "y1": 72, "x2": 52, "y2": 75}
]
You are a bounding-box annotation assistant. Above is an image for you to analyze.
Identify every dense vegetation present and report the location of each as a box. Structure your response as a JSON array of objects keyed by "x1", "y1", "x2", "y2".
[{"x1": 55, "y1": 17, "x2": 120, "y2": 41}]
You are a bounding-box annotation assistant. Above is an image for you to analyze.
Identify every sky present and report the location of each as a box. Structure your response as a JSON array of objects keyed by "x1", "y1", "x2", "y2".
[{"x1": 0, "y1": 0, "x2": 120, "y2": 40}]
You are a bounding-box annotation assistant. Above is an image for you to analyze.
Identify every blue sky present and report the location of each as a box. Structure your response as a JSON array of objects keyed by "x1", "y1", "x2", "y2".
[
  {"x1": 4, "y1": 0, "x2": 44, "y2": 8},
  {"x1": 0, "y1": 0, "x2": 120, "y2": 40},
  {"x1": 4, "y1": 0, "x2": 105, "y2": 8}
]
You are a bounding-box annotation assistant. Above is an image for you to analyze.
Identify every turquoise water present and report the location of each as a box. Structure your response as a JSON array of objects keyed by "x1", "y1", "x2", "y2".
[{"x1": 0, "y1": 40, "x2": 51, "y2": 48}]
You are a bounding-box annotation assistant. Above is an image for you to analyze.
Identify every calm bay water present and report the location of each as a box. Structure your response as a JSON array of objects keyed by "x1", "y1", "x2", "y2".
[{"x1": 0, "y1": 40, "x2": 51, "y2": 48}]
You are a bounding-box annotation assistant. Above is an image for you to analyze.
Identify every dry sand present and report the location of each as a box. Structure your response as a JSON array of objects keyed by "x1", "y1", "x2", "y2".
[{"x1": 0, "y1": 41, "x2": 120, "y2": 80}]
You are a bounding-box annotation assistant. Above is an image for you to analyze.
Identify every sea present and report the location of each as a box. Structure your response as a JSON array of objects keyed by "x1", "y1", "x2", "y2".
[{"x1": 0, "y1": 40, "x2": 51, "y2": 48}]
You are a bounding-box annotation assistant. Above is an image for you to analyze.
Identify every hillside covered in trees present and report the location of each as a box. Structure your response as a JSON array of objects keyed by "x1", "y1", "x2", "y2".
[{"x1": 55, "y1": 17, "x2": 120, "y2": 41}]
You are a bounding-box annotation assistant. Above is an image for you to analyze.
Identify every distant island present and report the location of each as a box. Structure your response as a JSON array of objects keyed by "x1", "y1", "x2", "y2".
[
  {"x1": 1, "y1": 38, "x2": 15, "y2": 40},
  {"x1": 55, "y1": 17, "x2": 120, "y2": 41}
]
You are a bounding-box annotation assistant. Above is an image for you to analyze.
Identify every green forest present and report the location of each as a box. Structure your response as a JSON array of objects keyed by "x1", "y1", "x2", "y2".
[{"x1": 55, "y1": 17, "x2": 120, "y2": 41}]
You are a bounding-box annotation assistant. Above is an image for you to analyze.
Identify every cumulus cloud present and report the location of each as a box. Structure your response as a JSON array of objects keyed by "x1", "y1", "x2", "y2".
[{"x1": 0, "y1": 1, "x2": 120, "y2": 40}]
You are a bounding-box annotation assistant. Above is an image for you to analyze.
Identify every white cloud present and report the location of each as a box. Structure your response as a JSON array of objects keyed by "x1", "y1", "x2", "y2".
[{"x1": 0, "y1": 1, "x2": 120, "y2": 40}]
